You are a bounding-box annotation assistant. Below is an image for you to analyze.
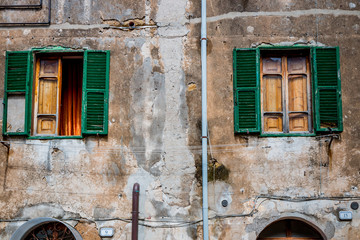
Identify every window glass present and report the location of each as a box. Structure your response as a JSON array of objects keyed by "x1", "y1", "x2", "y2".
[{"x1": 7, "y1": 95, "x2": 26, "y2": 133}]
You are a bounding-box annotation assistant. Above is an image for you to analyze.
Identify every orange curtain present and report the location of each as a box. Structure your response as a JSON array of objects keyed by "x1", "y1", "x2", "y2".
[{"x1": 60, "y1": 59, "x2": 83, "y2": 136}]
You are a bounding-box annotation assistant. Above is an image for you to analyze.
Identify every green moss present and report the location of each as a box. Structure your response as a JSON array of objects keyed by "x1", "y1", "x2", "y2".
[{"x1": 195, "y1": 155, "x2": 230, "y2": 184}]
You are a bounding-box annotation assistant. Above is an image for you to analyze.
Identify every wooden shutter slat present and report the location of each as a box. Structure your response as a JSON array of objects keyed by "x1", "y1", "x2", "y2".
[
  {"x1": 312, "y1": 47, "x2": 343, "y2": 132},
  {"x1": 3, "y1": 51, "x2": 32, "y2": 135},
  {"x1": 82, "y1": 50, "x2": 110, "y2": 135},
  {"x1": 233, "y1": 48, "x2": 260, "y2": 133}
]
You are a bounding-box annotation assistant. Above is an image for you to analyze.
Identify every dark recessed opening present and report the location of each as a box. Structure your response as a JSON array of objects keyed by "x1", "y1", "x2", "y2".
[
  {"x1": 351, "y1": 202, "x2": 359, "y2": 210},
  {"x1": 129, "y1": 21, "x2": 135, "y2": 29}
]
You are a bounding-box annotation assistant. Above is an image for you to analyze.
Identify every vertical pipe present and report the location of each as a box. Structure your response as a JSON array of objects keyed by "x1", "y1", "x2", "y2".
[
  {"x1": 201, "y1": 0, "x2": 209, "y2": 239},
  {"x1": 132, "y1": 183, "x2": 140, "y2": 240}
]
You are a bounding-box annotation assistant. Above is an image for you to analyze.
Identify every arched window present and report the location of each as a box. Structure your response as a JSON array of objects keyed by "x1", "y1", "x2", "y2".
[
  {"x1": 257, "y1": 219, "x2": 325, "y2": 240},
  {"x1": 10, "y1": 217, "x2": 83, "y2": 240},
  {"x1": 24, "y1": 222, "x2": 75, "y2": 240}
]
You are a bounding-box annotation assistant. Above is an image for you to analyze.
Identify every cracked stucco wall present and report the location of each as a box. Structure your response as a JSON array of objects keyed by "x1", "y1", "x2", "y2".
[
  {"x1": 0, "y1": 0, "x2": 359, "y2": 239},
  {"x1": 185, "y1": 0, "x2": 360, "y2": 239},
  {"x1": 0, "y1": 0, "x2": 198, "y2": 239}
]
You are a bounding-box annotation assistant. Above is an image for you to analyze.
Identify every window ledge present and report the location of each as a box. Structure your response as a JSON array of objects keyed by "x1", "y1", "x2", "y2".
[
  {"x1": 27, "y1": 136, "x2": 83, "y2": 140},
  {"x1": 260, "y1": 133, "x2": 316, "y2": 137}
]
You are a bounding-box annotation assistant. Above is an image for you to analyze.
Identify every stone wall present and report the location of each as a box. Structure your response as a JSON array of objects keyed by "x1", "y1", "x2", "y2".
[
  {"x1": 185, "y1": 0, "x2": 360, "y2": 239},
  {"x1": 0, "y1": 0, "x2": 359, "y2": 239}
]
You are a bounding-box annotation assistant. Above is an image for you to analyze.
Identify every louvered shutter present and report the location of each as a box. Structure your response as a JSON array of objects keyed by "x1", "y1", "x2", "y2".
[
  {"x1": 82, "y1": 50, "x2": 110, "y2": 135},
  {"x1": 233, "y1": 48, "x2": 260, "y2": 133},
  {"x1": 312, "y1": 47, "x2": 343, "y2": 132},
  {"x1": 3, "y1": 51, "x2": 32, "y2": 135}
]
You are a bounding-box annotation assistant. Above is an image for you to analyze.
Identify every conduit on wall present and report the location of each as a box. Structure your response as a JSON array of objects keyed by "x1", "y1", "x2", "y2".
[
  {"x1": 0, "y1": 0, "x2": 51, "y2": 27},
  {"x1": 201, "y1": 0, "x2": 209, "y2": 238}
]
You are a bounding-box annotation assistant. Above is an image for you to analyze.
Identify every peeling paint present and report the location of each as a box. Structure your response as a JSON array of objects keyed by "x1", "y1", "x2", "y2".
[{"x1": 0, "y1": 0, "x2": 359, "y2": 239}]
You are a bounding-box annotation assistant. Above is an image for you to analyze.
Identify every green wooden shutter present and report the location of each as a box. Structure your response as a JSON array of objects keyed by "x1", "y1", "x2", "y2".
[
  {"x1": 3, "y1": 51, "x2": 32, "y2": 136},
  {"x1": 82, "y1": 50, "x2": 110, "y2": 135},
  {"x1": 312, "y1": 47, "x2": 343, "y2": 132},
  {"x1": 233, "y1": 48, "x2": 260, "y2": 133}
]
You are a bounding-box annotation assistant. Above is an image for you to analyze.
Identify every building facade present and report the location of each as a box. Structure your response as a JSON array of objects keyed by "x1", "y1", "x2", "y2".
[{"x1": 0, "y1": 0, "x2": 359, "y2": 239}]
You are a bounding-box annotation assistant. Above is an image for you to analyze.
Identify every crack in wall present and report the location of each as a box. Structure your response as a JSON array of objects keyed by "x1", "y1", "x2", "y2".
[{"x1": 102, "y1": 16, "x2": 157, "y2": 31}]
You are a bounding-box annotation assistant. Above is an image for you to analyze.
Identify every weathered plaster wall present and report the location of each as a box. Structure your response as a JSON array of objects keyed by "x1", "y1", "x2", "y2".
[
  {"x1": 0, "y1": 0, "x2": 359, "y2": 239},
  {"x1": 184, "y1": 0, "x2": 360, "y2": 239},
  {"x1": 0, "y1": 0, "x2": 198, "y2": 239}
]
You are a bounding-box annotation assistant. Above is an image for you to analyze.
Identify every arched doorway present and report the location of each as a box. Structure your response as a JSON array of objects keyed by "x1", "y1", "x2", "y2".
[
  {"x1": 257, "y1": 219, "x2": 325, "y2": 240},
  {"x1": 10, "y1": 217, "x2": 83, "y2": 240}
]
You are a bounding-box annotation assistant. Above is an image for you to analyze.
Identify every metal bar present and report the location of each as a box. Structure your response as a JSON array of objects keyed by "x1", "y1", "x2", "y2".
[
  {"x1": 0, "y1": 0, "x2": 42, "y2": 9},
  {"x1": 131, "y1": 183, "x2": 140, "y2": 240},
  {"x1": 0, "y1": 0, "x2": 51, "y2": 27}
]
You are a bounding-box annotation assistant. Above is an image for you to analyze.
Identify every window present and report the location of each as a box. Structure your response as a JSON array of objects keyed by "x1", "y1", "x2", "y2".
[
  {"x1": 24, "y1": 222, "x2": 77, "y2": 240},
  {"x1": 11, "y1": 217, "x2": 82, "y2": 240},
  {"x1": 233, "y1": 47, "x2": 343, "y2": 136},
  {"x1": 3, "y1": 48, "x2": 110, "y2": 138}
]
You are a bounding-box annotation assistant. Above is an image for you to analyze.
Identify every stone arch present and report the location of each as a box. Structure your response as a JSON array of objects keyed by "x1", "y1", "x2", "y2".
[
  {"x1": 10, "y1": 217, "x2": 83, "y2": 240},
  {"x1": 256, "y1": 216, "x2": 327, "y2": 240}
]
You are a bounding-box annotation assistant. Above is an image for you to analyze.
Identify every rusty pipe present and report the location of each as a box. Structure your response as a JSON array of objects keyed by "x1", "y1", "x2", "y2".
[{"x1": 132, "y1": 183, "x2": 140, "y2": 240}]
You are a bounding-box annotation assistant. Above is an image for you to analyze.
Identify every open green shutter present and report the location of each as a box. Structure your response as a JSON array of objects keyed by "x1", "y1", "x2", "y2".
[
  {"x1": 312, "y1": 47, "x2": 343, "y2": 132},
  {"x1": 233, "y1": 48, "x2": 260, "y2": 133},
  {"x1": 82, "y1": 50, "x2": 110, "y2": 135},
  {"x1": 3, "y1": 51, "x2": 32, "y2": 136}
]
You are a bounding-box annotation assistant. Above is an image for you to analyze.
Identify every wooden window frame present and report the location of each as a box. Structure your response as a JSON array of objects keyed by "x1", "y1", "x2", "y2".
[{"x1": 260, "y1": 50, "x2": 312, "y2": 134}]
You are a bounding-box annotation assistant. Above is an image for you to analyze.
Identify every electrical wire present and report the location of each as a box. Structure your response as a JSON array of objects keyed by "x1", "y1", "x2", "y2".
[
  {"x1": 3, "y1": 140, "x2": 333, "y2": 155},
  {"x1": 1, "y1": 194, "x2": 358, "y2": 227},
  {"x1": 1, "y1": 131, "x2": 357, "y2": 227},
  {"x1": 257, "y1": 195, "x2": 360, "y2": 202}
]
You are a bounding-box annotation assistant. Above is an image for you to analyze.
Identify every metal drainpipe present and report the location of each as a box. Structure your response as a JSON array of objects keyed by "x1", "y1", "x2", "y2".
[
  {"x1": 132, "y1": 183, "x2": 140, "y2": 240},
  {"x1": 201, "y1": 0, "x2": 209, "y2": 238}
]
